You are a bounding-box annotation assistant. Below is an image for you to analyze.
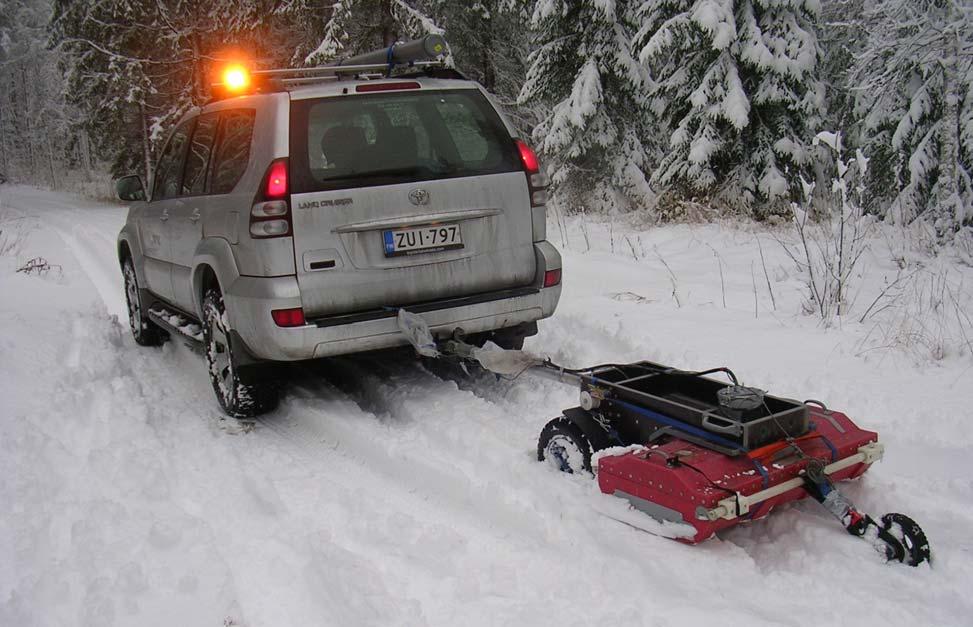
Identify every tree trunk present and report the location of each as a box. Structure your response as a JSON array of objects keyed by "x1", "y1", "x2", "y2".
[
  {"x1": 140, "y1": 101, "x2": 152, "y2": 188},
  {"x1": 480, "y1": 13, "x2": 496, "y2": 91},
  {"x1": 46, "y1": 132, "x2": 57, "y2": 190},
  {"x1": 936, "y1": 21, "x2": 961, "y2": 239},
  {"x1": 0, "y1": 90, "x2": 8, "y2": 177},
  {"x1": 79, "y1": 130, "x2": 93, "y2": 177},
  {"x1": 380, "y1": 0, "x2": 396, "y2": 47},
  {"x1": 20, "y1": 66, "x2": 35, "y2": 180}
]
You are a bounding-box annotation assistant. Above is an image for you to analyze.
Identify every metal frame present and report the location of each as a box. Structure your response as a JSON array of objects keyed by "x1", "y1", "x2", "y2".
[
  {"x1": 251, "y1": 60, "x2": 445, "y2": 80},
  {"x1": 700, "y1": 442, "x2": 885, "y2": 521}
]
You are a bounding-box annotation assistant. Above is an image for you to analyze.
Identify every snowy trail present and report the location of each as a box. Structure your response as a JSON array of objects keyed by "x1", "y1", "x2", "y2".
[{"x1": 2, "y1": 185, "x2": 972, "y2": 626}]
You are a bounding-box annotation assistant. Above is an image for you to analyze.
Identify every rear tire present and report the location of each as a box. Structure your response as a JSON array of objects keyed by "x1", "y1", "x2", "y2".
[
  {"x1": 202, "y1": 288, "x2": 278, "y2": 418},
  {"x1": 538, "y1": 416, "x2": 593, "y2": 474},
  {"x1": 122, "y1": 259, "x2": 166, "y2": 346}
]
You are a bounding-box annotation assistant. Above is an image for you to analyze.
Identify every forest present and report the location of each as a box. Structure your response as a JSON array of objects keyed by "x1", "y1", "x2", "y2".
[{"x1": 1, "y1": 0, "x2": 970, "y2": 241}]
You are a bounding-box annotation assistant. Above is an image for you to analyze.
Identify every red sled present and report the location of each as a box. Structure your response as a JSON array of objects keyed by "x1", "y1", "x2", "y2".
[{"x1": 535, "y1": 361, "x2": 928, "y2": 565}]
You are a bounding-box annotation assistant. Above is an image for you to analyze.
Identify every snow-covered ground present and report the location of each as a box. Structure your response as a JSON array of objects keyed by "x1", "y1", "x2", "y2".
[{"x1": 2, "y1": 185, "x2": 971, "y2": 626}]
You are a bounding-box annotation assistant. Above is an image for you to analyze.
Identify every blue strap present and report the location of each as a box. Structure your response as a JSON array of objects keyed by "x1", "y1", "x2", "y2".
[
  {"x1": 750, "y1": 458, "x2": 770, "y2": 489},
  {"x1": 819, "y1": 434, "x2": 839, "y2": 462},
  {"x1": 608, "y1": 398, "x2": 747, "y2": 454},
  {"x1": 385, "y1": 44, "x2": 395, "y2": 76}
]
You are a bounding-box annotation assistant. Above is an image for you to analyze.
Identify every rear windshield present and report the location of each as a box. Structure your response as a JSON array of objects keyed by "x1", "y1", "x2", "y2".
[{"x1": 289, "y1": 88, "x2": 520, "y2": 193}]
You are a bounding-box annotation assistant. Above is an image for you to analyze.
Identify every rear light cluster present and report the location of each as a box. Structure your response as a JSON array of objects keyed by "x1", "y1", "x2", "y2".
[
  {"x1": 515, "y1": 140, "x2": 549, "y2": 208},
  {"x1": 543, "y1": 268, "x2": 562, "y2": 288},
  {"x1": 271, "y1": 307, "x2": 306, "y2": 327},
  {"x1": 251, "y1": 158, "x2": 291, "y2": 239}
]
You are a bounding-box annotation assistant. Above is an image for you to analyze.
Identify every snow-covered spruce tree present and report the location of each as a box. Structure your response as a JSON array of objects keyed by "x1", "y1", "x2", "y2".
[
  {"x1": 51, "y1": 0, "x2": 314, "y2": 180},
  {"x1": 50, "y1": 0, "x2": 160, "y2": 181},
  {"x1": 634, "y1": 0, "x2": 824, "y2": 216},
  {"x1": 851, "y1": 0, "x2": 973, "y2": 238},
  {"x1": 304, "y1": 0, "x2": 443, "y2": 64},
  {"x1": 817, "y1": 0, "x2": 868, "y2": 133},
  {"x1": 1, "y1": 0, "x2": 78, "y2": 187},
  {"x1": 519, "y1": 0, "x2": 655, "y2": 214},
  {"x1": 424, "y1": 1, "x2": 537, "y2": 136}
]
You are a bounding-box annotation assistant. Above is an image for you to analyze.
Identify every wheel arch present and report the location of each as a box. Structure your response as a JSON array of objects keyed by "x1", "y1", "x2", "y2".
[
  {"x1": 117, "y1": 227, "x2": 148, "y2": 286},
  {"x1": 191, "y1": 238, "x2": 241, "y2": 320}
]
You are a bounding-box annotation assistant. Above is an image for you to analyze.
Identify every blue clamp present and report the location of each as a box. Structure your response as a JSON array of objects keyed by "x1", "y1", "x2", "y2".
[{"x1": 385, "y1": 44, "x2": 396, "y2": 77}]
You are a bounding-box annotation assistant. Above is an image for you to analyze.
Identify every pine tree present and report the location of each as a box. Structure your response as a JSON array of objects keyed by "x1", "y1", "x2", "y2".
[
  {"x1": 304, "y1": 0, "x2": 443, "y2": 64},
  {"x1": 851, "y1": 0, "x2": 973, "y2": 236},
  {"x1": 425, "y1": 1, "x2": 535, "y2": 135},
  {"x1": 1, "y1": 0, "x2": 76, "y2": 186},
  {"x1": 50, "y1": 0, "x2": 319, "y2": 180},
  {"x1": 519, "y1": 0, "x2": 655, "y2": 214},
  {"x1": 818, "y1": 0, "x2": 867, "y2": 133},
  {"x1": 634, "y1": 0, "x2": 824, "y2": 215}
]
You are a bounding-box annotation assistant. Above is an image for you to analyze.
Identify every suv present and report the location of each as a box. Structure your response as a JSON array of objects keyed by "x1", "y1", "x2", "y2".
[{"x1": 116, "y1": 48, "x2": 562, "y2": 418}]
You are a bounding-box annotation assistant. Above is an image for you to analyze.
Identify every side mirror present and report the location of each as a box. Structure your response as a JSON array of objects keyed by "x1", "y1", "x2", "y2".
[{"x1": 116, "y1": 175, "x2": 146, "y2": 202}]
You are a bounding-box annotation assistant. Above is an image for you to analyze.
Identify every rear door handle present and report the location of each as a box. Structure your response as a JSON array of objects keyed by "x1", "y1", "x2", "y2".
[{"x1": 189, "y1": 209, "x2": 201, "y2": 223}]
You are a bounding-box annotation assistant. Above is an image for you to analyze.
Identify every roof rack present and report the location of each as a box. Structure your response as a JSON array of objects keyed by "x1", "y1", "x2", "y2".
[
  {"x1": 210, "y1": 35, "x2": 454, "y2": 100},
  {"x1": 253, "y1": 59, "x2": 445, "y2": 81}
]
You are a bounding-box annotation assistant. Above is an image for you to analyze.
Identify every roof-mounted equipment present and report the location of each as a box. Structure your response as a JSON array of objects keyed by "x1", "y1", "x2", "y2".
[{"x1": 210, "y1": 34, "x2": 452, "y2": 100}]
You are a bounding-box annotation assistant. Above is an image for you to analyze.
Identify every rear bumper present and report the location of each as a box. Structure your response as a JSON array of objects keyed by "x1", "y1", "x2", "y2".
[{"x1": 224, "y1": 241, "x2": 561, "y2": 361}]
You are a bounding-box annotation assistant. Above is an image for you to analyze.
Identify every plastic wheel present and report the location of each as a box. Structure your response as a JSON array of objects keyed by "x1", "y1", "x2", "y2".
[
  {"x1": 202, "y1": 288, "x2": 278, "y2": 418},
  {"x1": 122, "y1": 259, "x2": 166, "y2": 346},
  {"x1": 537, "y1": 416, "x2": 593, "y2": 474}
]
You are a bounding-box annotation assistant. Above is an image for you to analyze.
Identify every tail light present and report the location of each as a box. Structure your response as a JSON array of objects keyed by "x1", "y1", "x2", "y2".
[
  {"x1": 543, "y1": 268, "x2": 561, "y2": 288},
  {"x1": 251, "y1": 158, "x2": 291, "y2": 239},
  {"x1": 515, "y1": 140, "x2": 548, "y2": 208},
  {"x1": 272, "y1": 307, "x2": 306, "y2": 327}
]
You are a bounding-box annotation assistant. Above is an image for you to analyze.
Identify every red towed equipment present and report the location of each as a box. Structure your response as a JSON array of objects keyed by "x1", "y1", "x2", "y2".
[
  {"x1": 595, "y1": 406, "x2": 879, "y2": 544},
  {"x1": 395, "y1": 312, "x2": 931, "y2": 567},
  {"x1": 536, "y1": 362, "x2": 930, "y2": 566}
]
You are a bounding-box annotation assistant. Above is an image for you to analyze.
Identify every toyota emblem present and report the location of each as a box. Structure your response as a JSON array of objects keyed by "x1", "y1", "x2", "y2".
[{"x1": 408, "y1": 188, "x2": 430, "y2": 206}]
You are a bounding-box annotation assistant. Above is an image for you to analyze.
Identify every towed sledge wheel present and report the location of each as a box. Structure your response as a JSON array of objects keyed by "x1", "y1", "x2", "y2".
[
  {"x1": 878, "y1": 513, "x2": 931, "y2": 567},
  {"x1": 538, "y1": 416, "x2": 593, "y2": 474},
  {"x1": 122, "y1": 259, "x2": 166, "y2": 346},
  {"x1": 202, "y1": 288, "x2": 278, "y2": 419}
]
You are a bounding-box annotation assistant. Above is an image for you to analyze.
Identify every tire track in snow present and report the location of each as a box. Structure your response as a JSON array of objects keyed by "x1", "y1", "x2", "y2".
[
  {"x1": 269, "y1": 355, "x2": 780, "y2": 613},
  {"x1": 8, "y1": 186, "x2": 968, "y2": 626}
]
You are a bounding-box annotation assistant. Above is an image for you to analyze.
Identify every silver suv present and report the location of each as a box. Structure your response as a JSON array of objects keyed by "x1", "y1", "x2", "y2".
[{"x1": 116, "y1": 43, "x2": 561, "y2": 417}]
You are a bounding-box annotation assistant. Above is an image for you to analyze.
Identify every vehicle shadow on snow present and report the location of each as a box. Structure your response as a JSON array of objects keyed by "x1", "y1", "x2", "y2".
[{"x1": 275, "y1": 347, "x2": 446, "y2": 423}]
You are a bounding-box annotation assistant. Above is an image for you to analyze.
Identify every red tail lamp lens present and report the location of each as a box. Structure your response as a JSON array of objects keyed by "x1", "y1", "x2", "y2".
[
  {"x1": 543, "y1": 269, "x2": 561, "y2": 288},
  {"x1": 272, "y1": 307, "x2": 305, "y2": 327},
  {"x1": 516, "y1": 140, "x2": 539, "y2": 174},
  {"x1": 266, "y1": 159, "x2": 288, "y2": 198}
]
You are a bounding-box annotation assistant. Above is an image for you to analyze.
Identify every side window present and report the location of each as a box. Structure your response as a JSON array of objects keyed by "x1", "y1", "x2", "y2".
[
  {"x1": 211, "y1": 110, "x2": 255, "y2": 194},
  {"x1": 182, "y1": 113, "x2": 220, "y2": 196},
  {"x1": 152, "y1": 119, "x2": 194, "y2": 201}
]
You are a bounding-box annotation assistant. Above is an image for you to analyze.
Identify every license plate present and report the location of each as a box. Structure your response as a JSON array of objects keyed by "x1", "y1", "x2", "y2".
[{"x1": 383, "y1": 224, "x2": 463, "y2": 257}]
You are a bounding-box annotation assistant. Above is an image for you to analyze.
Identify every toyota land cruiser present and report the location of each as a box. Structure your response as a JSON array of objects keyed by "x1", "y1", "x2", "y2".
[{"x1": 116, "y1": 36, "x2": 561, "y2": 417}]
